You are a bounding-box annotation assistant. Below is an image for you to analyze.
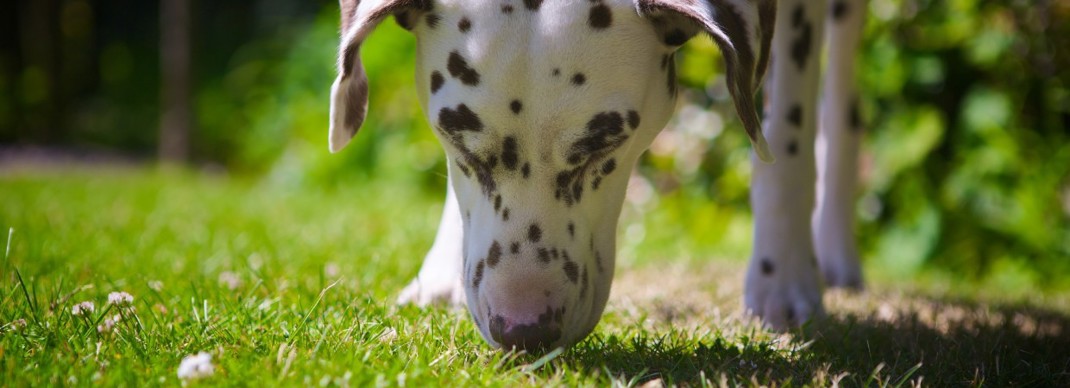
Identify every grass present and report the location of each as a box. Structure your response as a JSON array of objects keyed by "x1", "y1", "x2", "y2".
[{"x1": 1, "y1": 167, "x2": 1068, "y2": 386}]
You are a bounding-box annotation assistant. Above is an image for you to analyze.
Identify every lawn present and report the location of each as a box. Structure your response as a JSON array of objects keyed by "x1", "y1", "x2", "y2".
[{"x1": 1, "y1": 167, "x2": 1068, "y2": 386}]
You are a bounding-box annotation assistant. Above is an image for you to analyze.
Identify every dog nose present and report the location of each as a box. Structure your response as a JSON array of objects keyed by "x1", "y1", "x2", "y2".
[{"x1": 489, "y1": 314, "x2": 562, "y2": 351}]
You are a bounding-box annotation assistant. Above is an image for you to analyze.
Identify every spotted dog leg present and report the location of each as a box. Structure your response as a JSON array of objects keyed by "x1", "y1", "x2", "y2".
[
  {"x1": 814, "y1": 0, "x2": 866, "y2": 290},
  {"x1": 745, "y1": 0, "x2": 828, "y2": 329},
  {"x1": 397, "y1": 171, "x2": 466, "y2": 306}
]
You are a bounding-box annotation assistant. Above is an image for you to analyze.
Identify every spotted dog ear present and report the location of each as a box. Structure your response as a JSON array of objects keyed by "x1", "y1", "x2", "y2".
[
  {"x1": 637, "y1": 0, "x2": 777, "y2": 163},
  {"x1": 329, "y1": 0, "x2": 426, "y2": 153}
]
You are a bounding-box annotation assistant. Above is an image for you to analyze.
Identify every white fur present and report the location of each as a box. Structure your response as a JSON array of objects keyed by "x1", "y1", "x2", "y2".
[
  {"x1": 333, "y1": 0, "x2": 868, "y2": 347},
  {"x1": 745, "y1": 0, "x2": 828, "y2": 330},
  {"x1": 815, "y1": 0, "x2": 866, "y2": 289}
]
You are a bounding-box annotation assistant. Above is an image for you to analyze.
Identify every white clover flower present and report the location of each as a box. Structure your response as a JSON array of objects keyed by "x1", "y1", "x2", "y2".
[
  {"x1": 177, "y1": 352, "x2": 215, "y2": 381},
  {"x1": 97, "y1": 315, "x2": 121, "y2": 334},
  {"x1": 324, "y1": 262, "x2": 340, "y2": 278},
  {"x1": 148, "y1": 280, "x2": 164, "y2": 292},
  {"x1": 7, "y1": 319, "x2": 27, "y2": 331},
  {"x1": 108, "y1": 291, "x2": 134, "y2": 306},
  {"x1": 71, "y1": 301, "x2": 95, "y2": 316},
  {"x1": 218, "y1": 271, "x2": 242, "y2": 290}
]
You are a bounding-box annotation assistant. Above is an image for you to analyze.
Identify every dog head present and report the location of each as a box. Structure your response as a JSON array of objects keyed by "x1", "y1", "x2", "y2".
[{"x1": 330, "y1": 0, "x2": 774, "y2": 350}]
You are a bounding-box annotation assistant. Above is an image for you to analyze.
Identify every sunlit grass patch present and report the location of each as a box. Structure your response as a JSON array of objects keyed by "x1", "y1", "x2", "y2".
[{"x1": 1, "y1": 168, "x2": 1068, "y2": 386}]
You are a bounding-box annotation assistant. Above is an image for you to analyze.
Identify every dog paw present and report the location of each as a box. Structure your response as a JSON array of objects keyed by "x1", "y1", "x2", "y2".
[
  {"x1": 819, "y1": 254, "x2": 863, "y2": 290},
  {"x1": 744, "y1": 255, "x2": 824, "y2": 330},
  {"x1": 814, "y1": 226, "x2": 865, "y2": 290},
  {"x1": 396, "y1": 272, "x2": 466, "y2": 307}
]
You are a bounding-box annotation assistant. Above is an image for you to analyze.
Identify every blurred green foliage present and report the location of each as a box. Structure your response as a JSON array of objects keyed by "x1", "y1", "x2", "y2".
[
  {"x1": 2, "y1": 0, "x2": 1068, "y2": 286},
  {"x1": 653, "y1": 0, "x2": 1070, "y2": 287}
]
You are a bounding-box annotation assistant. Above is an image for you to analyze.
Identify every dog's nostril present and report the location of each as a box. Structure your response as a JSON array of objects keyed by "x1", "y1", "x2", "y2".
[{"x1": 489, "y1": 315, "x2": 562, "y2": 352}]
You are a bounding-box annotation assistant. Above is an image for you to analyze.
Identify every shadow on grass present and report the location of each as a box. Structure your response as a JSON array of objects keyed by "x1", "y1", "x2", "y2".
[{"x1": 552, "y1": 298, "x2": 1070, "y2": 385}]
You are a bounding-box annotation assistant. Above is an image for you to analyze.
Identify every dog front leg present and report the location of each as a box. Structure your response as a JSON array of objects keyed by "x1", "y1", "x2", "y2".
[
  {"x1": 397, "y1": 169, "x2": 466, "y2": 306},
  {"x1": 745, "y1": 0, "x2": 828, "y2": 329},
  {"x1": 815, "y1": 0, "x2": 867, "y2": 290}
]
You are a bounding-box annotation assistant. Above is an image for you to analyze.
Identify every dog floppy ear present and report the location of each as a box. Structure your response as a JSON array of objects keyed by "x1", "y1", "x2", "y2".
[
  {"x1": 636, "y1": 0, "x2": 776, "y2": 163},
  {"x1": 329, "y1": 0, "x2": 427, "y2": 153}
]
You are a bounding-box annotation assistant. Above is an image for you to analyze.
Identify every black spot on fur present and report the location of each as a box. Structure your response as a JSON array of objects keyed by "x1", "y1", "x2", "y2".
[
  {"x1": 595, "y1": 250, "x2": 605, "y2": 273},
  {"x1": 473, "y1": 260, "x2": 484, "y2": 288},
  {"x1": 760, "y1": 258, "x2": 774, "y2": 275},
  {"x1": 666, "y1": 55, "x2": 677, "y2": 96},
  {"x1": 502, "y1": 137, "x2": 519, "y2": 170},
  {"x1": 487, "y1": 241, "x2": 502, "y2": 267},
  {"x1": 790, "y1": 4, "x2": 813, "y2": 71},
  {"x1": 664, "y1": 29, "x2": 688, "y2": 46},
  {"x1": 580, "y1": 265, "x2": 589, "y2": 298},
  {"x1": 567, "y1": 222, "x2": 575, "y2": 239},
  {"x1": 436, "y1": 105, "x2": 499, "y2": 196},
  {"x1": 591, "y1": 177, "x2": 602, "y2": 190},
  {"x1": 523, "y1": 0, "x2": 543, "y2": 11},
  {"x1": 528, "y1": 224, "x2": 542, "y2": 243},
  {"x1": 660, "y1": 54, "x2": 669, "y2": 71},
  {"x1": 430, "y1": 71, "x2": 444, "y2": 94},
  {"x1": 501, "y1": 4, "x2": 513, "y2": 13},
  {"x1": 627, "y1": 110, "x2": 640, "y2": 129},
  {"x1": 787, "y1": 104, "x2": 802, "y2": 127},
  {"x1": 447, "y1": 51, "x2": 481, "y2": 86},
  {"x1": 413, "y1": 1, "x2": 433, "y2": 12},
  {"x1": 831, "y1": 1, "x2": 849, "y2": 20},
  {"x1": 557, "y1": 112, "x2": 630, "y2": 206},
  {"x1": 458, "y1": 17, "x2": 471, "y2": 32},
  {"x1": 569, "y1": 112, "x2": 624, "y2": 159},
  {"x1": 792, "y1": 4, "x2": 806, "y2": 28},
  {"x1": 425, "y1": 13, "x2": 440, "y2": 28},
  {"x1": 571, "y1": 73, "x2": 586, "y2": 86},
  {"x1": 787, "y1": 140, "x2": 798, "y2": 156},
  {"x1": 538, "y1": 305, "x2": 553, "y2": 325},
  {"x1": 552, "y1": 68, "x2": 561, "y2": 76},
  {"x1": 494, "y1": 195, "x2": 502, "y2": 211},
  {"x1": 601, "y1": 159, "x2": 616, "y2": 175},
  {"x1": 510, "y1": 242, "x2": 520, "y2": 254},
  {"x1": 563, "y1": 261, "x2": 579, "y2": 284},
  {"x1": 521, "y1": 162, "x2": 531, "y2": 178},
  {"x1": 457, "y1": 163, "x2": 471, "y2": 177},
  {"x1": 510, "y1": 100, "x2": 522, "y2": 114},
  {"x1": 438, "y1": 104, "x2": 483, "y2": 133},
  {"x1": 588, "y1": 4, "x2": 612, "y2": 29},
  {"x1": 538, "y1": 248, "x2": 551, "y2": 263},
  {"x1": 502, "y1": 208, "x2": 510, "y2": 221},
  {"x1": 394, "y1": 12, "x2": 415, "y2": 30}
]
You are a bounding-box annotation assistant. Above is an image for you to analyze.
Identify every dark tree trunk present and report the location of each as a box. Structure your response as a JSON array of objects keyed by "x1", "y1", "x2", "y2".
[{"x1": 159, "y1": 0, "x2": 192, "y2": 163}]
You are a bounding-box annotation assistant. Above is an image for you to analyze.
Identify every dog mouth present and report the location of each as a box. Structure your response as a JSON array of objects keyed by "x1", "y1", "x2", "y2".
[
  {"x1": 465, "y1": 244, "x2": 614, "y2": 351},
  {"x1": 453, "y1": 184, "x2": 621, "y2": 350},
  {"x1": 487, "y1": 305, "x2": 565, "y2": 351}
]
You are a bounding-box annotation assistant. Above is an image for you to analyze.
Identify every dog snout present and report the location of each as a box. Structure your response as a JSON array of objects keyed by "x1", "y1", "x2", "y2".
[{"x1": 488, "y1": 305, "x2": 564, "y2": 351}]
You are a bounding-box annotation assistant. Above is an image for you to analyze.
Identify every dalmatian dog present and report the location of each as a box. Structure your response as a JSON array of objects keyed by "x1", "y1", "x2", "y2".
[{"x1": 329, "y1": 0, "x2": 866, "y2": 350}]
